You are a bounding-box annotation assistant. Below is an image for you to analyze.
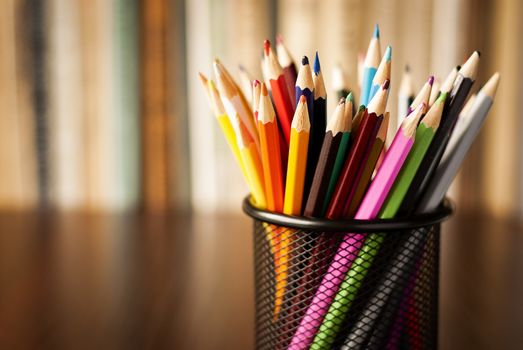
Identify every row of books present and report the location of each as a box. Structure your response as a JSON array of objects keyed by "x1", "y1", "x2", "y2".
[{"x1": 0, "y1": 0, "x2": 188, "y2": 211}]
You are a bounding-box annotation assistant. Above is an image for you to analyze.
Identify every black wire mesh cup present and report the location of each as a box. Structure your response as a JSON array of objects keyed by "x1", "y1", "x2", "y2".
[{"x1": 243, "y1": 197, "x2": 453, "y2": 350}]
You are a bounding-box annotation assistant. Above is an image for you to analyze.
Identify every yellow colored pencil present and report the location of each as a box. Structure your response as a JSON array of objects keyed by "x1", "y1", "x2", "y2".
[
  {"x1": 273, "y1": 95, "x2": 310, "y2": 319},
  {"x1": 284, "y1": 95, "x2": 311, "y2": 214}
]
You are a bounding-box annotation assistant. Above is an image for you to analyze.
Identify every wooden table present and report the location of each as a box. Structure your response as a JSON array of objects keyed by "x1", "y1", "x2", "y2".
[{"x1": 0, "y1": 209, "x2": 522, "y2": 349}]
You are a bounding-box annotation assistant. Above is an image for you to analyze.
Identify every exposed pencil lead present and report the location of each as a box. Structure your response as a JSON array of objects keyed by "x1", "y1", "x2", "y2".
[
  {"x1": 301, "y1": 56, "x2": 309, "y2": 65},
  {"x1": 373, "y1": 23, "x2": 380, "y2": 38},
  {"x1": 313, "y1": 51, "x2": 321, "y2": 75},
  {"x1": 384, "y1": 46, "x2": 392, "y2": 61},
  {"x1": 263, "y1": 40, "x2": 271, "y2": 56}
]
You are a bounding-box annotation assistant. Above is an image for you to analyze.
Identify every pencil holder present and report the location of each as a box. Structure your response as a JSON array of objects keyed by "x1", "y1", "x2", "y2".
[{"x1": 243, "y1": 197, "x2": 452, "y2": 350}]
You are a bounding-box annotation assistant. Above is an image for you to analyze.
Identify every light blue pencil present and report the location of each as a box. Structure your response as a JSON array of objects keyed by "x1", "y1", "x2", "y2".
[
  {"x1": 369, "y1": 45, "x2": 391, "y2": 102},
  {"x1": 360, "y1": 24, "x2": 381, "y2": 106}
]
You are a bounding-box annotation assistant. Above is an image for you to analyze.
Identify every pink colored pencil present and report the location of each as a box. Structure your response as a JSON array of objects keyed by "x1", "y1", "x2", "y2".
[{"x1": 288, "y1": 103, "x2": 424, "y2": 350}]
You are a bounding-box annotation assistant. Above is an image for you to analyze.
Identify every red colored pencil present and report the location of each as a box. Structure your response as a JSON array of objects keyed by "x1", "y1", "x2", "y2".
[
  {"x1": 326, "y1": 80, "x2": 390, "y2": 219},
  {"x1": 276, "y1": 34, "x2": 298, "y2": 103},
  {"x1": 263, "y1": 39, "x2": 295, "y2": 146}
]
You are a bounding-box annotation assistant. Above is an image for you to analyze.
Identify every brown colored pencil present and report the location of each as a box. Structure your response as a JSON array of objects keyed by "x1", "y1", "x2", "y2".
[
  {"x1": 304, "y1": 99, "x2": 348, "y2": 217},
  {"x1": 326, "y1": 79, "x2": 389, "y2": 219}
]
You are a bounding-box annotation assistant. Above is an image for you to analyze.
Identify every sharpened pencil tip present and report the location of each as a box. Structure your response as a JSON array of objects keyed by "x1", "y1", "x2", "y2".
[
  {"x1": 437, "y1": 92, "x2": 447, "y2": 104},
  {"x1": 260, "y1": 82, "x2": 268, "y2": 95},
  {"x1": 198, "y1": 72, "x2": 208, "y2": 82},
  {"x1": 384, "y1": 46, "x2": 392, "y2": 61},
  {"x1": 276, "y1": 34, "x2": 283, "y2": 44},
  {"x1": 373, "y1": 24, "x2": 380, "y2": 38},
  {"x1": 238, "y1": 64, "x2": 246, "y2": 72},
  {"x1": 253, "y1": 79, "x2": 260, "y2": 88},
  {"x1": 299, "y1": 94, "x2": 307, "y2": 104},
  {"x1": 339, "y1": 98, "x2": 346, "y2": 105},
  {"x1": 301, "y1": 56, "x2": 309, "y2": 65},
  {"x1": 358, "y1": 105, "x2": 366, "y2": 112},
  {"x1": 313, "y1": 51, "x2": 321, "y2": 74},
  {"x1": 346, "y1": 92, "x2": 354, "y2": 103},
  {"x1": 475, "y1": 50, "x2": 481, "y2": 57},
  {"x1": 382, "y1": 79, "x2": 390, "y2": 90},
  {"x1": 263, "y1": 40, "x2": 271, "y2": 56},
  {"x1": 428, "y1": 76, "x2": 435, "y2": 85}
]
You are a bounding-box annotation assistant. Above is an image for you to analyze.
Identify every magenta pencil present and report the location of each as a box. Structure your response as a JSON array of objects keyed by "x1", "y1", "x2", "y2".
[{"x1": 288, "y1": 104, "x2": 423, "y2": 350}]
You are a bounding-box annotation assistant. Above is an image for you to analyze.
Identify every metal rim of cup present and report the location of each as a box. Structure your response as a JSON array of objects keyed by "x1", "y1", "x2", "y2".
[{"x1": 242, "y1": 196, "x2": 453, "y2": 233}]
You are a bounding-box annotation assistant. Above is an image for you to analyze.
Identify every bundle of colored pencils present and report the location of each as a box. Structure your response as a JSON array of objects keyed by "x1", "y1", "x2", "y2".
[{"x1": 199, "y1": 24, "x2": 499, "y2": 350}]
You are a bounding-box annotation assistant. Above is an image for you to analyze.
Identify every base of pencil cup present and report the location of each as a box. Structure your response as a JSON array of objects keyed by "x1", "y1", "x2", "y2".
[{"x1": 243, "y1": 196, "x2": 453, "y2": 350}]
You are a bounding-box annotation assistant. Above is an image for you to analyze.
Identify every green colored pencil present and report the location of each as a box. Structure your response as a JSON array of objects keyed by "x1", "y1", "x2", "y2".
[
  {"x1": 311, "y1": 95, "x2": 445, "y2": 349},
  {"x1": 321, "y1": 94, "x2": 357, "y2": 215},
  {"x1": 381, "y1": 92, "x2": 446, "y2": 216}
]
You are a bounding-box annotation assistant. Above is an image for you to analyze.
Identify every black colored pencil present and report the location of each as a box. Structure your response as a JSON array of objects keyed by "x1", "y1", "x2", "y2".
[
  {"x1": 304, "y1": 99, "x2": 349, "y2": 217},
  {"x1": 396, "y1": 51, "x2": 480, "y2": 215}
]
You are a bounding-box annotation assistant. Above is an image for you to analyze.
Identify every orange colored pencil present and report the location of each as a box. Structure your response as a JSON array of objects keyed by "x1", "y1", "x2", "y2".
[{"x1": 258, "y1": 83, "x2": 285, "y2": 213}]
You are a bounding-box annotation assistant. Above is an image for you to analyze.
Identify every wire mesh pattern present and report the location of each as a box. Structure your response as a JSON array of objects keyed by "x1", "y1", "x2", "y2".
[{"x1": 252, "y1": 221, "x2": 440, "y2": 350}]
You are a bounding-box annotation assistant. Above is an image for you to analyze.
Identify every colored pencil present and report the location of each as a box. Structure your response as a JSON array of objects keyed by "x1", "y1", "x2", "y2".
[
  {"x1": 263, "y1": 39, "x2": 295, "y2": 145},
  {"x1": 198, "y1": 72, "x2": 212, "y2": 104},
  {"x1": 397, "y1": 51, "x2": 480, "y2": 215},
  {"x1": 295, "y1": 56, "x2": 314, "y2": 123},
  {"x1": 345, "y1": 111, "x2": 389, "y2": 217},
  {"x1": 441, "y1": 93, "x2": 476, "y2": 164},
  {"x1": 440, "y1": 65, "x2": 460, "y2": 94},
  {"x1": 369, "y1": 45, "x2": 391, "y2": 101},
  {"x1": 252, "y1": 79, "x2": 261, "y2": 114},
  {"x1": 323, "y1": 94, "x2": 355, "y2": 215},
  {"x1": 214, "y1": 59, "x2": 260, "y2": 150},
  {"x1": 202, "y1": 78, "x2": 249, "y2": 186},
  {"x1": 284, "y1": 95, "x2": 310, "y2": 214},
  {"x1": 233, "y1": 111, "x2": 266, "y2": 209},
  {"x1": 351, "y1": 104, "x2": 365, "y2": 134},
  {"x1": 397, "y1": 65, "x2": 414, "y2": 132},
  {"x1": 363, "y1": 75, "x2": 496, "y2": 350},
  {"x1": 340, "y1": 80, "x2": 390, "y2": 217},
  {"x1": 258, "y1": 82, "x2": 285, "y2": 213},
  {"x1": 276, "y1": 96, "x2": 310, "y2": 319},
  {"x1": 360, "y1": 24, "x2": 381, "y2": 106},
  {"x1": 306, "y1": 51, "x2": 328, "y2": 205},
  {"x1": 356, "y1": 102, "x2": 423, "y2": 218},
  {"x1": 339, "y1": 98, "x2": 445, "y2": 349},
  {"x1": 258, "y1": 83, "x2": 286, "y2": 321},
  {"x1": 276, "y1": 34, "x2": 298, "y2": 103},
  {"x1": 408, "y1": 75, "x2": 434, "y2": 114},
  {"x1": 381, "y1": 94, "x2": 445, "y2": 216},
  {"x1": 290, "y1": 103, "x2": 421, "y2": 350},
  {"x1": 418, "y1": 72, "x2": 499, "y2": 212},
  {"x1": 326, "y1": 80, "x2": 389, "y2": 219},
  {"x1": 304, "y1": 99, "x2": 347, "y2": 217},
  {"x1": 335, "y1": 103, "x2": 425, "y2": 350},
  {"x1": 428, "y1": 78, "x2": 440, "y2": 106},
  {"x1": 341, "y1": 226, "x2": 425, "y2": 350}
]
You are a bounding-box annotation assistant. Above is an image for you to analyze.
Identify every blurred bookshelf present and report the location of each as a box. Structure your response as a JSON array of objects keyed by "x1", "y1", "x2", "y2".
[{"x1": 0, "y1": 0, "x2": 522, "y2": 218}]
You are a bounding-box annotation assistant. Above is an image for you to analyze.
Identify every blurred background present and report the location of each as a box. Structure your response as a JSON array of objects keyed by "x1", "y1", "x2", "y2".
[{"x1": 0, "y1": 0, "x2": 521, "y2": 218}]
